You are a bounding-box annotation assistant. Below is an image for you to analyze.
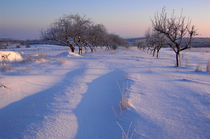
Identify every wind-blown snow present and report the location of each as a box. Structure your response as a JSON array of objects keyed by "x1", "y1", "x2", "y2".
[{"x1": 0, "y1": 45, "x2": 209, "y2": 138}]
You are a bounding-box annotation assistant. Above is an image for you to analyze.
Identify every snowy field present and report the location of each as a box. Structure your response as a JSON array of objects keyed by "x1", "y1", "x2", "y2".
[{"x1": 0, "y1": 45, "x2": 210, "y2": 138}]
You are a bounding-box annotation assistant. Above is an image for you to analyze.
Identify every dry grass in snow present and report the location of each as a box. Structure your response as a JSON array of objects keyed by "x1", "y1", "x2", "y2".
[
  {"x1": 117, "y1": 80, "x2": 131, "y2": 112},
  {"x1": 0, "y1": 62, "x2": 11, "y2": 72},
  {"x1": 195, "y1": 64, "x2": 202, "y2": 72},
  {"x1": 23, "y1": 54, "x2": 48, "y2": 64},
  {"x1": 117, "y1": 121, "x2": 135, "y2": 139},
  {"x1": 206, "y1": 60, "x2": 210, "y2": 72},
  {"x1": 0, "y1": 82, "x2": 7, "y2": 89}
]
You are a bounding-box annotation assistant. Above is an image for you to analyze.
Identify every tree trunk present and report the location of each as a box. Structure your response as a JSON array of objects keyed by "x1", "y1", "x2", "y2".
[
  {"x1": 67, "y1": 41, "x2": 75, "y2": 53},
  {"x1": 91, "y1": 47, "x2": 94, "y2": 53},
  {"x1": 71, "y1": 46, "x2": 75, "y2": 53},
  {"x1": 153, "y1": 47, "x2": 156, "y2": 57},
  {"x1": 79, "y1": 47, "x2": 82, "y2": 55},
  {"x1": 176, "y1": 52, "x2": 181, "y2": 67},
  {"x1": 89, "y1": 45, "x2": 95, "y2": 53},
  {"x1": 156, "y1": 49, "x2": 160, "y2": 58}
]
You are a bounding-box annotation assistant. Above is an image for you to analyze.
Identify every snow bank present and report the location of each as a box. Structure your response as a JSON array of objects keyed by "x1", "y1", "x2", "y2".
[
  {"x1": 0, "y1": 51, "x2": 23, "y2": 62},
  {"x1": 56, "y1": 51, "x2": 82, "y2": 58},
  {"x1": 68, "y1": 52, "x2": 81, "y2": 57}
]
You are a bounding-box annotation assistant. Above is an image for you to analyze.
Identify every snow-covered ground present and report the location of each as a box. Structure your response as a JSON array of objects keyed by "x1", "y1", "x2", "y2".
[{"x1": 0, "y1": 45, "x2": 209, "y2": 138}]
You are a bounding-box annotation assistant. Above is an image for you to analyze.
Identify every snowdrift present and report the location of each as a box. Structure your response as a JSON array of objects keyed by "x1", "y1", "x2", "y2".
[
  {"x1": 0, "y1": 51, "x2": 23, "y2": 62},
  {"x1": 56, "y1": 51, "x2": 82, "y2": 58}
]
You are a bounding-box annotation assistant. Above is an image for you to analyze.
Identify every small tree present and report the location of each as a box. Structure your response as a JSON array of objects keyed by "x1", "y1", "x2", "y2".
[
  {"x1": 153, "y1": 32, "x2": 166, "y2": 58},
  {"x1": 145, "y1": 30, "x2": 166, "y2": 58},
  {"x1": 137, "y1": 41, "x2": 145, "y2": 50},
  {"x1": 152, "y1": 8, "x2": 197, "y2": 66},
  {"x1": 144, "y1": 29, "x2": 156, "y2": 53}
]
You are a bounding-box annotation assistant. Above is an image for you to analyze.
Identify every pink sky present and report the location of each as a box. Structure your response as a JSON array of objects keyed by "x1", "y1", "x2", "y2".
[{"x1": 0, "y1": 0, "x2": 210, "y2": 39}]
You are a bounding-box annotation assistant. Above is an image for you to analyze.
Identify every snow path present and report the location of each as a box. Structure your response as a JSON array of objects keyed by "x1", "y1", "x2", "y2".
[{"x1": 74, "y1": 70, "x2": 127, "y2": 139}]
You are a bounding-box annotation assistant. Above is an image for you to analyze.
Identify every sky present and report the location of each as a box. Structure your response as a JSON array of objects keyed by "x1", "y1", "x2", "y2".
[{"x1": 0, "y1": 0, "x2": 210, "y2": 40}]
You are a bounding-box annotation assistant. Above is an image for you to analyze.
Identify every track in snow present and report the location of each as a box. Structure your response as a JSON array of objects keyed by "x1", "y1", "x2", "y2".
[{"x1": 0, "y1": 60, "x2": 128, "y2": 138}]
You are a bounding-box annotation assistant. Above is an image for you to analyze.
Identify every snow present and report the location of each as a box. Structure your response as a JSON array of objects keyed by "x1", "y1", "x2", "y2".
[
  {"x1": 57, "y1": 51, "x2": 82, "y2": 58},
  {"x1": 0, "y1": 45, "x2": 210, "y2": 138},
  {"x1": 0, "y1": 51, "x2": 23, "y2": 62}
]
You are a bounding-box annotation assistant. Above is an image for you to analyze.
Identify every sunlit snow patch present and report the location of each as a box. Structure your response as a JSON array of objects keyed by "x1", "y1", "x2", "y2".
[{"x1": 0, "y1": 51, "x2": 23, "y2": 62}]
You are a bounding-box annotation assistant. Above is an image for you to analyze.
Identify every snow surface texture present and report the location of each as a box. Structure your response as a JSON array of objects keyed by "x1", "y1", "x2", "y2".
[{"x1": 0, "y1": 45, "x2": 210, "y2": 138}]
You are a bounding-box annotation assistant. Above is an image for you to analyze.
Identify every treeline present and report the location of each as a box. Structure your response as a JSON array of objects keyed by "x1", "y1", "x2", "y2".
[{"x1": 42, "y1": 14, "x2": 128, "y2": 54}]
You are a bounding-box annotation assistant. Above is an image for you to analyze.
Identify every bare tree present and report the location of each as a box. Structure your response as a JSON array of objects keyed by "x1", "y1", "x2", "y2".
[
  {"x1": 144, "y1": 29, "x2": 156, "y2": 53},
  {"x1": 153, "y1": 33, "x2": 166, "y2": 58},
  {"x1": 86, "y1": 24, "x2": 107, "y2": 52},
  {"x1": 145, "y1": 30, "x2": 166, "y2": 58},
  {"x1": 42, "y1": 14, "x2": 91, "y2": 53},
  {"x1": 72, "y1": 15, "x2": 91, "y2": 54},
  {"x1": 152, "y1": 8, "x2": 197, "y2": 66},
  {"x1": 137, "y1": 41, "x2": 145, "y2": 50},
  {"x1": 107, "y1": 34, "x2": 127, "y2": 50},
  {"x1": 42, "y1": 14, "x2": 127, "y2": 53},
  {"x1": 84, "y1": 24, "x2": 127, "y2": 51}
]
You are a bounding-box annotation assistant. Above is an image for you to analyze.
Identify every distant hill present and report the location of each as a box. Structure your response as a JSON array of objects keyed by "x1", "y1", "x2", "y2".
[
  {"x1": 125, "y1": 37, "x2": 145, "y2": 45},
  {"x1": 0, "y1": 39, "x2": 62, "y2": 46},
  {"x1": 1, "y1": 37, "x2": 210, "y2": 48},
  {"x1": 191, "y1": 37, "x2": 210, "y2": 47},
  {"x1": 126, "y1": 37, "x2": 210, "y2": 47}
]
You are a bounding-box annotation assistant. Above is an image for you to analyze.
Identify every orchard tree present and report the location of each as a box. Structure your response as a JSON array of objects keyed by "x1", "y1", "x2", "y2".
[
  {"x1": 42, "y1": 14, "x2": 91, "y2": 53},
  {"x1": 152, "y1": 8, "x2": 197, "y2": 66},
  {"x1": 137, "y1": 41, "x2": 145, "y2": 50},
  {"x1": 86, "y1": 24, "x2": 107, "y2": 52},
  {"x1": 153, "y1": 32, "x2": 166, "y2": 58},
  {"x1": 144, "y1": 29, "x2": 166, "y2": 58},
  {"x1": 107, "y1": 34, "x2": 127, "y2": 50},
  {"x1": 144, "y1": 29, "x2": 156, "y2": 53},
  {"x1": 42, "y1": 14, "x2": 127, "y2": 53}
]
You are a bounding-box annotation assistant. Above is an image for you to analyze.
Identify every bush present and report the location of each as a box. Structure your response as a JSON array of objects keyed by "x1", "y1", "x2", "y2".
[
  {"x1": 16, "y1": 45, "x2": 21, "y2": 48},
  {"x1": 26, "y1": 44, "x2": 31, "y2": 48},
  {"x1": 111, "y1": 45, "x2": 118, "y2": 50},
  {"x1": 0, "y1": 42, "x2": 7, "y2": 49},
  {"x1": 195, "y1": 64, "x2": 202, "y2": 72}
]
